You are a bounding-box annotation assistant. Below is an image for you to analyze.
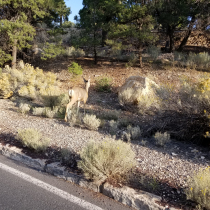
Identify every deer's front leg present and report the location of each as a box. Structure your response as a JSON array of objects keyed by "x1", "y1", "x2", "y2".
[{"x1": 65, "y1": 103, "x2": 71, "y2": 122}]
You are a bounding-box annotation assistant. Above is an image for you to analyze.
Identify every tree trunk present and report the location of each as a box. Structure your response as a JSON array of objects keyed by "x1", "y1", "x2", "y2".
[
  {"x1": 102, "y1": 30, "x2": 108, "y2": 47},
  {"x1": 94, "y1": 47, "x2": 97, "y2": 64},
  {"x1": 60, "y1": 15, "x2": 62, "y2": 27},
  {"x1": 168, "y1": 26, "x2": 175, "y2": 53},
  {"x1": 177, "y1": 16, "x2": 195, "y2": 52},
  {"x1": 139, "y1": 48, "x2": 143, "y2": 68},
  {"x1": 12, "y1": 39, "x2": 17, "y2": 69}
]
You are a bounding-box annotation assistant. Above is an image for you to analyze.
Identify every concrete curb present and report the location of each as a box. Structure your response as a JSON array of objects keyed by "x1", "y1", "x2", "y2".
[{"x1": 0, "y1": 143, "x2": 177, "y2": 210}]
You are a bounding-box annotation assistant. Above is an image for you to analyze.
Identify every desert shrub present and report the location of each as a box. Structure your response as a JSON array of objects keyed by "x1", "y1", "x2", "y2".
[
  {"x1": 98, "y1": 109, "x2": 120, "y2": 121},
  {"x1": 108, "y1": 120, "x2": 119, "y2": 135},
  {"x1": 0, "y1": 62, "x2": 60, "y2": 99},
  {"x1": 41, "y1": 94, "x2": 67, "y2": 110},
  {"x1": 126, "y1": 52, "x2": 138, "y2": 67},
  {"x1": 147, "y1": 45, "x2": 161, "y2": 60},
  {"x1": 154, "y1": 132, "x2": 170, "y2": 147},
  {"x1": 17, "y1": 128, "x2": 50, "y2": 152},
  {"x1": 119, "y1": 118, "x2": 132, "y2": 128},
  {"x1": 66, "y1": 46, "x2": 85, "y2": 58},
  {"x1": 32, "y1": 107, "x2": 45, "y2": 116},
  {"x1": 19, "y1": 103, "x2": 30, "y2": 114},
  {"x1": 127, "y1": 125, "x2": 142, "y2": 140},
  {"x1": 188, "y1": 52, "x2": 210, "y2": 69},
  {"x1": 78, "y1": 138, "x2": 137, "y2": 182},
  {"x1": 173, "y1": 52, "x2": 210, "y2": 70},
  {"x1": 45, "y1": 107, "x2": 59, "y2": 118},
  {"x1": 60, "y1": 148, "x2": 77, "y2": 167},
  {"x1": 97, "y1": 50, "x2": 107, "y2": 57},
  {"x1": 95, "y1": 76, "x2": 112, "y2": 92},
  {"x1": 186, "y1": 167, "x2": 210, "y2": 209},
  {"x1": 83, "y1": 114, "x2": 101, "y2": 130},
  {"x1": 68, "y1": 62, "x2": 83, "y2": 76}
]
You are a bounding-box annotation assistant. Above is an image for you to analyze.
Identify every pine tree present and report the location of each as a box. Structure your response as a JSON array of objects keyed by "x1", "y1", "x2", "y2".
[
  {"x1": 0, "y1": 0, "x2": 50, "y2": 68},
  {"x1": 109, "y1": 0, "x2": 156, "y2": 67}
]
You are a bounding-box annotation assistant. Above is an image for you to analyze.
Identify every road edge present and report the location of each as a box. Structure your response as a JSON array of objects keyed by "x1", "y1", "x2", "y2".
[{"x1": 0, "y1": 143, "x2": 176, "y2": 210}]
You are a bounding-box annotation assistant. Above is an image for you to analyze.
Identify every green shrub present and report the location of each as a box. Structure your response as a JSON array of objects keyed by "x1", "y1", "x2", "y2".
[
  {"x1": 83, "y1": 114, "x2": 101, "y2": 130},
  {"x1": 78, "y1": 138, "x2": 137, "y2": 182},
  {"x1": 186, "y1": 167, "x2": 210, "y2": 209},
  {"x1": 17, "y1": 128, "x2": 50, "y2": 152},
  {"x1": 154, "y1": 132, "x2": 170, "y2": 147},
  {"x1": 95, "y1": 76, "x2": 112, "y2": 92},
  {"x1": 68, "y1": 62, "x2": 83, "y2": 76}
]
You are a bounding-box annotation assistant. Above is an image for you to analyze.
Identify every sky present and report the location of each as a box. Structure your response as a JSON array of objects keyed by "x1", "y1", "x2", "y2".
[{"x1": 64, "y1": 0, "x2": 83, "y2": 23}]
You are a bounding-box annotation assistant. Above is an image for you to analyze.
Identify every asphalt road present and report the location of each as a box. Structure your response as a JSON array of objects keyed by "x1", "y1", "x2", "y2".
[{"x1": 0, "y1": 155, "x2": 133, "y2": 210}]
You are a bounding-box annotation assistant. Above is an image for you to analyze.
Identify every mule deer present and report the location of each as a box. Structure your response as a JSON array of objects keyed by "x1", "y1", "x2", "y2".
[{"x1": 64, "y1": 78, "x2": 90, "y2": 122}]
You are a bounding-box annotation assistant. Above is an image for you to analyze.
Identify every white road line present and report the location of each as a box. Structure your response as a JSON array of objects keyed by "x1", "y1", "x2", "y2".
[{"x1": 0, "y1": 162, "x2": 104, "y2": 210}]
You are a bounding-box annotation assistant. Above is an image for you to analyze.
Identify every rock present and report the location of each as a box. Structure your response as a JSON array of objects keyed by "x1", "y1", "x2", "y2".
[
  {"x1": 171, "y1": 153, "x2": 178, "y2": 156},
  {"x1": 1, "y1": 145, "x2": 46, "y2": 171},
  {"x1": 118, "y1": 76, "x2": 158, "y2": 106},
  {"x1": 102, "y1": 182, "x2": 164, "y2": 210},
  {"x1": 160, "y1": 58, "x2": 170, "y2": 64},
  {"x1": 45, "y1": 162, "x2": 66, "y2": 177},
  {"x1": 191, "y1": 149, "x2": 199, "y2": 153}
]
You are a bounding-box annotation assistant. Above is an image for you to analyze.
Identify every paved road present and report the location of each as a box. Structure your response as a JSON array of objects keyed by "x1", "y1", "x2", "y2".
[{"x1": 0, "y1": 155, "x2": 133, "y2": 210}]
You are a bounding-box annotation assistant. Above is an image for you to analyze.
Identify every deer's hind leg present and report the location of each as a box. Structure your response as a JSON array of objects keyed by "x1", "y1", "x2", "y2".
[
  {"x1": 76, "y1": 100, "x2": 80, "y2": 115},
  {"x1": 65, "y1": 102, "x2": 73, "y2": 122}
]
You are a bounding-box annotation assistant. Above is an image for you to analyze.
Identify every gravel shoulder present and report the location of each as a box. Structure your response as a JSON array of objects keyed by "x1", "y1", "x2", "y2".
[{"x1": 0, "y1": 96, "x2": 210, "y2": 208}]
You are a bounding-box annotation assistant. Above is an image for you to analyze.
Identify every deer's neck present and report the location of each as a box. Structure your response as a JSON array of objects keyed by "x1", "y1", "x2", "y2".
[{"x1": 85, "y1": 85, "x2": 89, "y2": 93}]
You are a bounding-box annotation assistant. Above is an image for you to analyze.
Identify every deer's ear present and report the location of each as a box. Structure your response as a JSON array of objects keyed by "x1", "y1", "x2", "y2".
[{"x1": 83, "y1": 77, "x2": 88, "y2": 83}]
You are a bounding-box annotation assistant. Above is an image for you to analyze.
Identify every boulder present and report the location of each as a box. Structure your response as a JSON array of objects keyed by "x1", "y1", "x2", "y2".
[{"x1": 118, "y1": 76, "x2": 158, "y2": 106}]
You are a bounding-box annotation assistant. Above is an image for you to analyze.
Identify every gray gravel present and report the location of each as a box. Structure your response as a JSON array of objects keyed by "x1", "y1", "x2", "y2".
[{"x1": 0, "y1": 99, "x2": 209, "y2": 190}]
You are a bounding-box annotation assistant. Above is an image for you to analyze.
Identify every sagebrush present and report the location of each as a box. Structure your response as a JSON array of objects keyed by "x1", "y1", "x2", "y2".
[
  {"x1": 78, "y1": 138, "x2": 137, "y2": 182},
  {"x1": 186, "y1": 167, "x2": 210, "y2": 209},
  {"x1": 0, "y1": 62, "x2": 61, "y2": 99},
  {"x1": 95, "y1": 76, "x2": 112, "y2": 92},
  {"x1": 83, "y1": 114, "x2": 101, "y2": 130},
  {"x1": 154, "y1": 132, "x2": 170, "y2": 147},
  {"x1": 17, "y1": 128, "x2": 50, "y2": 152}
]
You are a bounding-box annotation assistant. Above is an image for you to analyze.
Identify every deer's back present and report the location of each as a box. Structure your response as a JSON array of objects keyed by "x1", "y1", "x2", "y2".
[{"x1": 71, "y1": 87, "x2": 88, "y2": 101}]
